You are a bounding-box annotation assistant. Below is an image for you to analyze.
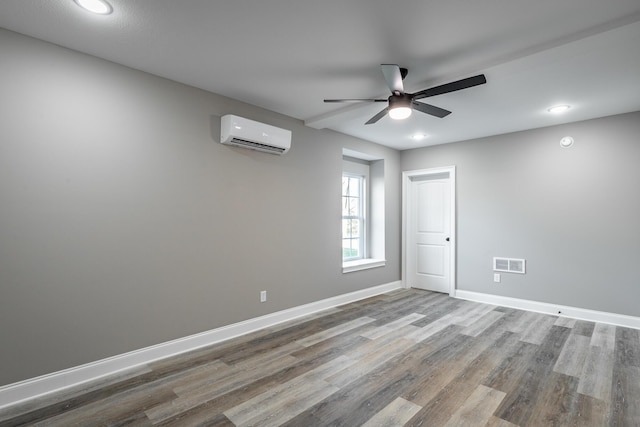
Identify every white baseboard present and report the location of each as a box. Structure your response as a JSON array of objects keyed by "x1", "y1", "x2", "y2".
[
  {"x1": 0, "y1": 281, "x2": 402, "y2": 410},
  {"x1": 455, "y1": 290, "x2": 640, "y2": 330}
]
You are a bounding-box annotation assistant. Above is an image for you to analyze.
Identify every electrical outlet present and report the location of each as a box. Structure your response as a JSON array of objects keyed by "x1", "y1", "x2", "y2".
[
  {"x1": 260, "y1": 290, "x2": 267, "y2": 303},
  {"x1": 494, "y1": 273, "x2": 501, "y2": 283}
]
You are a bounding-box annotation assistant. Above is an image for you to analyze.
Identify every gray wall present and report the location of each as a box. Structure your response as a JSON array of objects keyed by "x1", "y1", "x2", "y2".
[
  {"x1": 402, "y1": 111, "x2": 640, "y2": 318},
  {"x1": 0, "y1": 29, "x2": 401, "y2": 386}
]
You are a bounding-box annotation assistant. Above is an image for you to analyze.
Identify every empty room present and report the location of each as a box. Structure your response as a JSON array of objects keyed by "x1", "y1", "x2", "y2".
[{"x1": 1, "y1": 1, "x2": 639, "y2": 426}]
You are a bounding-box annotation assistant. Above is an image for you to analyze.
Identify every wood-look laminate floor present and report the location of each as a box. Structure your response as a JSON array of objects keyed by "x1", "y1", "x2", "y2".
[{"x1": 1, "y1": 289, "x2": 639, "y2": 426}]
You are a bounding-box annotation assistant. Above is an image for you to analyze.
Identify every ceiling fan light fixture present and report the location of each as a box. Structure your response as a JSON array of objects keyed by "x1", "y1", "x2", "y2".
[
  {"x1": 388, "y1": 94, "x2": 412, "y2": 120},
  {"x1": 389, "y1": 106, "x2": 412, "y2": 120}
]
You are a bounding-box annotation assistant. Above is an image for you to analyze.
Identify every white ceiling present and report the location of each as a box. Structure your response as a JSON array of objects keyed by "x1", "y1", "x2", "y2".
[{"x1": 1, "y1": 0, "x2": 639, "y2": 150}]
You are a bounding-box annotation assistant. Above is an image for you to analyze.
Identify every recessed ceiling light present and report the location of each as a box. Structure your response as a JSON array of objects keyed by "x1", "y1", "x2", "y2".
[
  {"x1": 74, "y1": 0, "x2": 113, "y2": 15},
  {"x1": 411, "y1": 133, "x2": 428, "y2": 141},
  {"x1": 560, "y1": 136, "x2": 574, "y2": 148},
  {"x1": 547, "y1": 104, "x2": 571, "y2": 114}
]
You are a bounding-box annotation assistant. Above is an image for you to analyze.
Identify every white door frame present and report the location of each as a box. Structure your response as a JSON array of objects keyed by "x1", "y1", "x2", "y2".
[{"x1": 402, "y1": 166, "x2": 457, "y2": 296}]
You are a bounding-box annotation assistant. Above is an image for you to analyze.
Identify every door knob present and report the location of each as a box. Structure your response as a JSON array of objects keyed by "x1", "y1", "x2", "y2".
[{"x1": 446, "y1": 237, "x2": 450, "y2": 242}]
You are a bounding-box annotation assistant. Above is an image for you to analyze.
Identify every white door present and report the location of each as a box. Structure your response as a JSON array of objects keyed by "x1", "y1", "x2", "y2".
[{"x1": 406, "y1": 173, "x2": 452, "y2": 293}]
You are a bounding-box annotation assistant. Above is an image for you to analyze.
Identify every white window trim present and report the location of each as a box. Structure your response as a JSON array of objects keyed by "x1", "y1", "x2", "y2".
[{"x1": 342, "y1": 258, "x2": 386, "y2": 273}]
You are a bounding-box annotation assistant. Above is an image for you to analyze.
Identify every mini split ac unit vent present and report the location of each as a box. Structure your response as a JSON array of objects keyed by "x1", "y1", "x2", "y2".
[
  {"x1": 220, "y1": 114, "x2": 291, "y2": 155},
  {"x1": 227, "y1": 137, "x2": 287, "y2": 154},
  {"x1": 493, "y1": 257, "x2": 526, "y2": 274}
]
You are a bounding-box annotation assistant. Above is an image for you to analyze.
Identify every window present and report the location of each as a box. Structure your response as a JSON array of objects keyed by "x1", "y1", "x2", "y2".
[
  {"x1": 342, "y1": 173, "x2": 365, "y2": 261},
  {"x1": 341, "y1": 153, "x2": 385, "y2": 273}
]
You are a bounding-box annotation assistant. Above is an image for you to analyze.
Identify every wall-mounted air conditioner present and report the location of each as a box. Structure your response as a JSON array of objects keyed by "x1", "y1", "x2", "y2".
[{"x1": 220, "y1": 114, "x2": 292, "y2": 155}]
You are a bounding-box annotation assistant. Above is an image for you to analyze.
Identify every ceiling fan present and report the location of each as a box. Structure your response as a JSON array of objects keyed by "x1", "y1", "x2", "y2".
[{"x1": 324, "y1": 64, "x2": 487, "y2": 125}]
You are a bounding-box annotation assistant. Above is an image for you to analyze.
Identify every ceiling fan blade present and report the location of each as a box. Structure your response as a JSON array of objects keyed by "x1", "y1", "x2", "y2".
[
  {"x1": 324, "y1": 98, "x2": 387, "y2": 103},
  {"x1": 412, "y1": 74, "x2": 487, "y2": 100},
  {"x1": 381, "y1": 64, "x2": 404, "y2": 94},
  {"x1": 365, "y1": 107, "x2": 389, "y2": 125},
  {"x1": 412, "y1": 101, "x2": 451, "y2": 118}
]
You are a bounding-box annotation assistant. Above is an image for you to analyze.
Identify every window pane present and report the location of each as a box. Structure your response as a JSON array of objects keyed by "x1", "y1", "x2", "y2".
[
  {"x1": 342, "y1": 173, "x2": 364, "y2": 261},
  {"x1": 342, "y1": 176, "x2": 350, "y2": 195},
  {"x1": 342, "y1": 176, "x2": 355, "y2": 197},
  {"x1": 342, "y1": 175, "x2": 362, "y2": 197},
  {"x1": 348, "y1": 177, "x2": 360, "y2": 197},
  {"x1": 342, "y1": 196, "x2": 359, "y2": 216},
  {"x1": 342, "y1": 219, "x2": 360, "y2": 238},
  {"x1": 348, "y1": 197, "x2": 359, "y2": 215},
  {"x1": 351, "y1": 219, "x2": 360, "y2": 238},
  {"x1": 341, "y1": 196, "x2": 350, "y2": 216},
  {"x1": 342, "y1": 219, "x2": 351, "y2": 238},
  {"x1": 342, "y1": 238, "x2": 360, "y2": 259}
]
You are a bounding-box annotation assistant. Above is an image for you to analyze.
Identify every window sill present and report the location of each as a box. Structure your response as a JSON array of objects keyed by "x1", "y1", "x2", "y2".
[{"x1": 342, "y1": 258, "x2": 386, "y2": 273}]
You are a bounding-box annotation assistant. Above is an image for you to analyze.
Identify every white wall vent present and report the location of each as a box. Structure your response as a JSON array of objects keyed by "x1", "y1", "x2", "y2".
[
  {"x1": 493, "y1": 257, "x2": 526, "y2": 274},
  {"x1": 220, "y1": 114, "x2": 291, "y2": 155}
]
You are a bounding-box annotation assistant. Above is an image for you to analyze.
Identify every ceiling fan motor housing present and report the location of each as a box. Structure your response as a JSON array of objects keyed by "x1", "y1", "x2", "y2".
[{"x1": 389, "y1": 93, "x2": 412, "y2": 109}]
